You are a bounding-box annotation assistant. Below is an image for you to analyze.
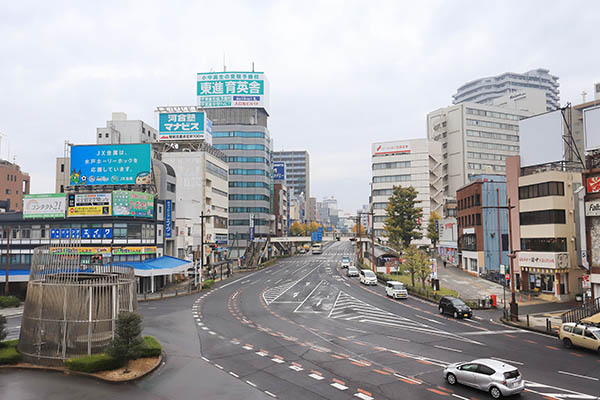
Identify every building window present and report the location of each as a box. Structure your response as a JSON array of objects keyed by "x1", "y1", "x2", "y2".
[
  {"x1": 60, "y1": 185, "x2": 64, "y2": 193},
  {"x1": 502, "y1": 234, "x2": 509, "y2": 251},
  {"x1": 520, "y1": 237, "x2": 567, "y2": 252},
  {"x1": 372, "y1": 174, "x2": 411, "y2": 183},
  {"x1": 518, "y1": 181, "x2": 564, "y2": 200},
  {"x1": 60, "y1": 164, "x2": 64, "y2": 172},
  {"x1": 475, "y1": 213, "x2": 481, "y2": 225},
  {"x1": 372, "y1": 161, "x2": 411, "y2": 170},
  {"x1": 520, "y1": 209, "x2": 566, "y2": 225},
  {"x1": 105, "y1": 133, "x2": 109, "y2": 138},
  {"x1": 5, "y1": 189, "x2": 10, "y2": 194}
]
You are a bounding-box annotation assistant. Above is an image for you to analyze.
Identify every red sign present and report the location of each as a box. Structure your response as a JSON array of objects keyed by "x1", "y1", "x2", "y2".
[
  {"x1": 505, "y1": 273, "x2": 510, "y2": 281},
  {"x1": 588, "y1": 176, "x2": 600, "y2": 193},
  {"x1": 582, "y1": 274, "x2": 590, "y2": 283}
]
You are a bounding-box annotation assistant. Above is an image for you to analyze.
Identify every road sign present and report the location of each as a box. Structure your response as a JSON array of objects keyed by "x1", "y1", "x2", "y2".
[
  {"x1": 582, "y1": 274, "x2": 591, "y2": 289},
  {"x1": 505, "y1": 273, "x2": 510, "y2": 281}
]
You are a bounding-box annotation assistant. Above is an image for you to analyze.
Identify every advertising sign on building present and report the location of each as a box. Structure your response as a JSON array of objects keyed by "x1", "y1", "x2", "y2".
[
  {"x1": 23, "y1": 194, "x2": 66, "y2": 219},
  {"x1": 249, "y1": 213, "x2": 255, "y2": 241},
  {"x1": 70, "y1": 144, "x2": 151, "y2": 186},
  {"x1": 165, "y1": 200, "x2": 172, "y2": 238},
  {"x1": 587, "y1": 176, "x2": 600, "y2": 194},
  {"x1": 586, "y1": 199, "x2": 600, "y2": 216},
  {"x1": 197, "y1": 72, "x2": 270, "y2": 112},
  {"x1": 67, "y1": 193, "x2": 112, "y2": 217},
  {"x1": 50, "y1": 246, "x2": 156, "y2": 255},
  {"x1": 372, "y1": 141, "x2": 411, "y2": 156},
  {"x1": 157, "y1": 110, "x2": 213, "y2": 143},
  {"x1": 112, "y1": 190, "x2": 154, "y2": 218},
  {"x1": 273, "y1": 162, "x2": 286, "y2": 181},
  {"x1": 518, "y1": 252, "x2": 570, "y2": 269}
]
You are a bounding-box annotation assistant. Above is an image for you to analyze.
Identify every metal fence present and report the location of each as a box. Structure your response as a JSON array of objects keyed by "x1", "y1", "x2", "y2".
[{"x1": 18, "y1": 245, "x2": 137, "y2": 365}]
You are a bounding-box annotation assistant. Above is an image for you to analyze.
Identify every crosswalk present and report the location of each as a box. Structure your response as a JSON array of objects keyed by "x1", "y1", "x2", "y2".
[
  {"x1": 329, "y1": 291, "x2": 482, "y2": 345},
  {"x1": 262, "y1": 281, "x2": 298, "y2": 304}
]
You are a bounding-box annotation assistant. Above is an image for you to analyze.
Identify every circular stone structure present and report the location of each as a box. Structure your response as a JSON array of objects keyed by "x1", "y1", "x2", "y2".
[{"x1": 18, "y1": 245, "x2": 138, "y2": 365}]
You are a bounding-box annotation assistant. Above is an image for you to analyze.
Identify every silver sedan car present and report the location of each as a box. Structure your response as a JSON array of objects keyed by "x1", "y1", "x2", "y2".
[{"x1": 443, "y1": 358, "x2": 524, "y2": 399}]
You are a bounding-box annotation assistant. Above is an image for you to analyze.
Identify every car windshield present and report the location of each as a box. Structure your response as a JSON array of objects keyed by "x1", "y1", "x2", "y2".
[
  {"x1": 451, "y1": 299, "x2": 466, "y2": 307},
  {"x1": 593, "y1": 331, "x2": 600, "y2": 340},
  {"x1": 364, "y1": 271, "x2": 376, "y2": 277},
  {"x1": 342, "y1": 257, "x2": 350, "y2": 262},
  {"x1": 391, "y1": 283, "x2": 405, "y2": 289},
  {"x1": 503, "y1": 370, "x2": 520, "y2": 379},
  {"x1": 349, "y1": 267, "x2": 357, "y2": 272}
]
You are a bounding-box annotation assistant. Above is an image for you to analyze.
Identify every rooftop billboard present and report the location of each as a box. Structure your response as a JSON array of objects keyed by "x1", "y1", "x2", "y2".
[
  {"x1": 113, "y1": 190, "x2": 154, "y2": 218},
  {"x1": 23, "y1": 194, "x2": 66, "y2": 219},
  {"x1": 372, "y1": 141, "x2": 411, "y2": 156},
  {"x1": 70, "y1": 144, "x2": 151, "y2": 186},
  {"x1": 197, "y1": 71, "x2": 269, "y2": 113},
  {"x1": 158, "y1": 110, "x2": 213, "y2": 143}
]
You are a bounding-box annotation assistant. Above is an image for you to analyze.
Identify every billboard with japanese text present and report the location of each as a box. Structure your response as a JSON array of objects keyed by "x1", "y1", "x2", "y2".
[
  {"x1": 112, "y1": 190, "x2": 154, "y2": 218},
  {"x1": 67, "y1": 193, "x2": 112, "y2": 217},
  {"x1": 197, "y1": 72, "x2": 269, "y2": 112},
  {"x1": 158, "y1": 111, "x2": 213, "y2": 143},
  {"x1": 273, "y1": 162, "x2": 286, "y2": 181},
  {"x1": 70, "y1": 144, "x2": 151, "y2": 186},
  {"x1": 23, "y1": 194, "x2": 66, "y2": 219}
]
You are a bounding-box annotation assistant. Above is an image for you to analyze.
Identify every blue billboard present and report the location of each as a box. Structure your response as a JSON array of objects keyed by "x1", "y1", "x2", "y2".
[
  {"x1": 164, "y1": 200, "x2": 172, "y2": 238},
  {"x1": 273, "y1": 162, "x2": 286, "y2": 181},
  {"x1": 158, "y1": 111, "x2": 212, "y2": 142},
  {"x1": 70, "y1": 144, "x2": 151, "y2": 186}
]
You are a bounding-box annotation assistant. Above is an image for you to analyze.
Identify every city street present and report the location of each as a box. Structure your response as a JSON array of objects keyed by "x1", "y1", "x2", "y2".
[{"x1": 2, "y1": 241, "x2": 600, "y2": 399}]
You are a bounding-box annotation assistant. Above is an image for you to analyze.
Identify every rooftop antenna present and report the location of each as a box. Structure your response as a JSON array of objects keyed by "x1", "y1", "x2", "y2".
[
  {"x1": 581, "y1": 90, "x2": 587, "y2": 103},
  {"x1": 223, "y1": 52, "x2": 226, "y2": 72},
  {"x1": 252, "y1": 62, "x2": 255, "y2": 73}
]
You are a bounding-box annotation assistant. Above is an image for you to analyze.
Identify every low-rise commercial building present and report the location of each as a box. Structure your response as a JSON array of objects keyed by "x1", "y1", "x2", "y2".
[{"x1": 0, "y1": 159, "x2": 30, "y2": 212}]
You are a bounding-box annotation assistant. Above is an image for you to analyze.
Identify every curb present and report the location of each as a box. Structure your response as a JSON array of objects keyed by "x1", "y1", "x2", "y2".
[
  {"x1": 499, "y1": 317, "x2": 558, "y2": 337},
  {"x1": 0, "y1": 354, "x2": 164, "y2": 383}
]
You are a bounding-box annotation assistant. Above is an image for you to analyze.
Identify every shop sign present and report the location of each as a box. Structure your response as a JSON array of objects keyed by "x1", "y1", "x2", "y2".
[
  {"x1": 587, "y1": 176, "x2": 600, "y2": 193},
  {"x1": 585, "y1": 199, "x2": 600, "y2": 216},
  {"x1": 23, "y1": 194, "x2": 66, "y2": 219},
  {"x1": 164, "y1": 200, "x2": 172, "y2": 238},
  {"x1": 518, "y1": 251, "x2": 570, "y2": 269},
  {"x1": 67, "y1": 193, "x2": 112, "y2": 217},
  {"x1": 49, "y1": 246, "x2": 156, "y2": 255},
  {"x1": 372, "y1": 141, "x2": 411, "y2": 156}
]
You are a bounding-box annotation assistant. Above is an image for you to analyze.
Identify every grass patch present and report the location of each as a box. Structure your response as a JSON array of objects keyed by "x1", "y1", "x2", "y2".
[
  {"x1": 64, "y1": 353, "x2": 124, "y2": 373},
  {"x1": 202, "y1": 279, "x2": 215, "y2": 290},
  {"x1": 0, "y1": 296, "x2": 20, "y2": 308},
  {"x1": 138, "y1": 336, "x2": 162, "y2": 358},
  {"x1": 1, "y1": 339, "x2": 19, "y2": 348},
  {"x1": 0, "y1": 346, "x2": 22, "y2": 365},
  {"x1": 377, "y1": 272, "x2": 459, "y2": 301}
]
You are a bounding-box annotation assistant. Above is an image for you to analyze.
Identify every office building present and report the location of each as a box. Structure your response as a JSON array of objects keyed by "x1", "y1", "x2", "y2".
[
  {"x1": 273, "y1": 183, "x2": 288, "y2": 237},
  {"x1": 272, "y1": 150, "x2": 310, "y2": 200},
  {"x1": 456, "y1": 174, "x2": 509, "y2": 278},
  {"x1": 306, "y1": 197, "x2": 317, "y2": 223},
  {"x1": 428, "y1": 101, "x2": 537, "y2": 197},
  {"x1": 370, "y1": 138, "x2": 443, "y2": 243},
  {"x1": 453, "y1": 68, "x2": 560, "y2": 111},
  {"x1": 199, "y1": 71, "x2": 273, "y2": 257},
  {"x1": 584, "y1": 152, "x2": 600, "y2": 299},
  {"x1": 97, "y1": 112, "x2": 158, "y2": 144},
  {"x1": 0, "y1": 159, "x2": 30, "y2": 212}
]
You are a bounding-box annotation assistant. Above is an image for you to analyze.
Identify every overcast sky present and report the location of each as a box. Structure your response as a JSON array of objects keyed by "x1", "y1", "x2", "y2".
[{"x1": 0, "y1": 1, "x2": 598, "y2": 213}]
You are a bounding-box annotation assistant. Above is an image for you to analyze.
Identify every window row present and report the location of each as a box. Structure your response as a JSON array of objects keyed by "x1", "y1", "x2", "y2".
[
  {"x1": 467, "y1": 151, "x2": 507, "y2": 161},
  {"x1": 229, "y1": 169, "x2": 269, "y2": 176},
  {"x1": 518, "y1": 181, "x2": 564, "y2": 200},
  {"x1": 0, "y1": 254, "x2": 32, "y2": 265},
  {"x1": 466, "y1": 129, "x2": 519, "y2": 142},
  {"x1": 212, "y1": 131, "x2": 265, "y2": 138},
  {"x1": 229, "y1": 219, "x2": 268, "y2": 226},
  {"x1": 467, "y1": 140, "x2": 519, "y2": 152},
  {"x1": 229, "y1": 207, "x2": 270, "y2": 213},
  {"x1": 229, "y1": 181, "x2": 270, "y2": 189},
  {"x1": 458, "y1": 213, "x2": 481, "y2": 227},
  {"x1": 468, "y1": 162, "x2": 506, "y2": 172},
  {"x1": 458, "y1": 194, "x2": 481, "y2": 210},
  {"x1": 0, "y1": 223, "x2": 156, "y2": 240},
  {"x1": 206, "y1": 161, "x2": 228, "y2": 179},
  {"x1": 466, "y1": 108, "x2": 523, "y2": 121},
  {"x1": 227, "y1": 156, "x2": 269, "y2": 164},
  {"x1": 229, "y1": 194, "x2": 270, "y2": 201},
  {"x1": 211, "y1": 187, "x2": 228, "y2": 197},
  {"x1": 373, "y1": 203, "x2": 388, "y2": 209},
  {"x1": 373, "y1": 174, "x2": 411, "y2": 183},
  {"x1": 372, "y1": 161, "x2": 411, "y2": 170},
  {"x1": 521, "y1": 237, "x2": 567, "y2": 252},
  {"x1": 520, "y1": 209, "x2": 565, "y2": 225},
  {"x1": 213, "y1": 144, "x2": 267, "y2": 151},
  {"x1": 372, "y1": 189, "x2": 394, "y2": 197},
  {"x1": 466, "y1": 119, "x2": 519, "y2": 131}
]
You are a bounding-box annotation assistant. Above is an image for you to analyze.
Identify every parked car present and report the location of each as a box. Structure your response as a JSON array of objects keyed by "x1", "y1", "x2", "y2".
[
  {"x1": 346, "y1": 265, "x2": 359, "y2": 277},
  {"x1": 559, "y1": 322, "x2": 600, "y2": 353},
  {"x1": 341, "y1": 256, "x2": 351, "y2": 269},
  {"x1": 385, "y1": 281, "x2": 408, "y2": 299},
  {"x1": 439, "y1": 296, "x2": 472, "y2": 319},
  {"x1": 359, "y1": 269, "x2": 377, "y2": 285},
  {"x1": 443, "y1": 358, "x2": 524, "y2": 399}
]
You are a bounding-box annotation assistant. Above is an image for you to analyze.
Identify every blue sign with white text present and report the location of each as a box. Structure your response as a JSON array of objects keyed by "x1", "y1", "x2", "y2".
[
  {"x1": 60, "y1": 229, "x2": 70, "y2": 239},
  {"x1": 158, "y1": 112, "x2": 209, "y2": 141},
  {"x1": 51, "y1": 229, "x2": 60, "y2": 239},
  {"x1": 71, "y1": 229, "x2": 81, "y2": 239},
  {"x1": 81, "y1": 229, "x2": 91, "y2": 239},
  {"x1": 91, "y1": 229, "x2": 102, "y2": 239},
  {"x1": 165, "y1": 200, "x2": 172, "y2": 238},
  {"x1": 102, "y1": 228, "x2": 113, "y2": 239},
  {"x1": 273, "y1": 162, "x2": 286, "y2": 181}
]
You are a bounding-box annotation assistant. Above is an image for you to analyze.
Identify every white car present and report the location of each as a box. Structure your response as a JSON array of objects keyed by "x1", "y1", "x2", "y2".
[
  {"x1": 359, "y1": 269, "x2": 377, "y2": 285},
  {"x1": 340, "y1": 256, "x2": 351, "y2": 269},
  {"x1": 385, "y1": 281, "x2": 408, "y2": 299}
]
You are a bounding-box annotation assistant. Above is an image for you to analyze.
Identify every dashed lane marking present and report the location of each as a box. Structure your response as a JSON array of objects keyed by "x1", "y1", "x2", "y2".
[
  {"x1": 491, "y1": 356, "x2": 523, "y2": 365},
  {"x1": 264, "y1": 390, "x2": 277, "y2": 398},
  {"x1": 558, "y1": 370, "x2": 599, "y2": 381},
  {"x1": 434, "y1": 345, "x2": 463, "y2": 353},
  {"x1": 246, "y1": 380, "x2": 257, "y2": 387},
  {"x1": 229, "y1": 371, "x2": 239, "y2": 378}
]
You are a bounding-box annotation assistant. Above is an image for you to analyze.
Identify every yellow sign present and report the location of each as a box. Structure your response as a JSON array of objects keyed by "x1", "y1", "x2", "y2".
[
  {"x1": 50, "y1": 246, "x2": 156, "y2": 255},
  {"x1": 67, "y1": 206, "x2": 112, "y2": 217}
]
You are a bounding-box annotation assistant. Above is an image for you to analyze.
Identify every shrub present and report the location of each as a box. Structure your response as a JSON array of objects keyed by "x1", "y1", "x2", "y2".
[
  {"x1": 138, "y1": 336, "x2": 162, "y2": 358},
  {"x1": 64, "y1": 353, "x2": 123, "y2": 373},
  {"x1": 0, "y1": 346, "x2": 22, "y2": 364},
  {"x1": 107, "y1": 312, "x2": 143, "y2": 363},
  {"x1": 202, "y1": 279, "x2": 215, "y2": 290},
  {"x1": 0, "y1": 296, "x2": 20, "y2": 308},
  {"x1": 1, "y1": 339, "x2": 18, "y2": 348},
  {"x1": 0, "y1": 315, "x2": 6, "y2": 342}
]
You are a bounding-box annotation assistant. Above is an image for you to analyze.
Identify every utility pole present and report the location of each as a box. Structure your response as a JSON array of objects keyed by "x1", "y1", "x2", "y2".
[
  {"x1": 4, "y1": 227, "x2": 10, "y2": 295},
  {"x1": 199, "y1": 211, "x2": 211, "y2": 283}
]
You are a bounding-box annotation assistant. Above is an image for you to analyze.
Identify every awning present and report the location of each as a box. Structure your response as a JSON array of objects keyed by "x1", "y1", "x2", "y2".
[
  {"x1": 0, "y1": 269, "x2": 30, "y2": 283},
  {"x1": 116, "y1": 256, "x2": 192, "y2": 277}
]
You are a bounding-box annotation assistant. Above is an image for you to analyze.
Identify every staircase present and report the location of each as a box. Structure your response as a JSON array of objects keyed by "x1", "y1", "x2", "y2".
[
  {"x1": 561, "y1": 297, "x2": 600, "y2": 323},
  {"x1": 242, "y1": 238, "x2": 271, "y2": 268}
]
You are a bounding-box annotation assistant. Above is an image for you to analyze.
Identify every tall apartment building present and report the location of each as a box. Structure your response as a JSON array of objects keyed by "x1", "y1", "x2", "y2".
[
  {"x1": 453, "y1": 68, "x2": 560, "y2": 111},
  {"x1": 272, "y1": 150, "x2": 310, "y2": 199},
  {"x1": 370, "y1": 139, "x2": 443, "y2": 243},
  {"x1": 0, "y1": 159, "x2": 30, "y2": 212},
  {"x1": 427, "y1": 101, "x2": 536, "y2": 197}
]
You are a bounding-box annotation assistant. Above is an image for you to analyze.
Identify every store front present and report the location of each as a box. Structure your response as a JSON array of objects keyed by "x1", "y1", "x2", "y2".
[{"x1": 518, "y1": 251, "x2": 571, "y2": 300}]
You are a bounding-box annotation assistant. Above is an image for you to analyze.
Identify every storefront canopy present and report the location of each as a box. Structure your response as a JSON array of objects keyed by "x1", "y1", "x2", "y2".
[
  {"x1": 119, "y1": 256, "x2": 192, "y2": 277},
  {"x1": 0, "y1": 269, "x2": 31, "y2": 283}
]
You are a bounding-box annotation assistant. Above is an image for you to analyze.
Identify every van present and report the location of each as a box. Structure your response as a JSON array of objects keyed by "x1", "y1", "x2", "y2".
[{"x1": 311, "y1": 243, "x2": 322, "y2": 255}]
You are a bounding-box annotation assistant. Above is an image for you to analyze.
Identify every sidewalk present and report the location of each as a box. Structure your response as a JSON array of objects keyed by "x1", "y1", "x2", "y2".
[
  {"x1": 436, "y1": 261, "x2": 506, "y2": 303},
  {"x1": 0, "y1": 306, "x2": 24, "y2": 317}
]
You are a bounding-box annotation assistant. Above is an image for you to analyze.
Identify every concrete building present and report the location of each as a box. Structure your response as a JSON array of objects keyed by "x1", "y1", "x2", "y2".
[
  {"x1": 456, "y1": 174, "x2": 509, "y2": 278},
  {"x1": 306, "y1": 197, "x2": 317, "y2": 223},
  {"x1": 96, "y1": 112, "x2": 158, "y2": 144},
  {"x1": 273, "y1": 183, "x2": 288, "y2": 237},
  {"x1": 273, "y1": 150, "x2": 310, "y2": 200},
  {"x1": 453, "y1": 68, "x2": 560, "y2": 111},
  {"x1": 506, "y1": 156, "x2": 585, "y2": 301},
  {"x1": 161, "y1": 143, "x2": 228, "y2": 265},
  {"x1": 584, "y1": 152, "x2": 600, "y2": 299},
  {"x1": 428, "y1": 101, "x2": 536, "y2": 197},
  {"x1": 370, "y1": 138, "x2": 443, "y2": 243},
  {"x1": 438, "y1": 216, "x2": 458, "y2": 266},
  {"x1": 0, "y1": 159, "x2": 30, "y2": 212}
]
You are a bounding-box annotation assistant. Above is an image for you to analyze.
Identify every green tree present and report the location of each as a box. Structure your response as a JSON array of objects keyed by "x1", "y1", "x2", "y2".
[
  {"x1": 383, "y1": 186, "x2": 423, "y2": 248},
  {"x1": 290, "y1": 221, "x2": 305, "y2": 236},
  {"x1": 0, "y1": 315, "x2": 7, "y2": 343},
  {"x1": 306, "y1": 222, "x2": 322, "y2": 233},
  {"x1": 352, "y1": 223, "x2": 366, "y2": 236},
  {"x1": 427, "y1": 211, "x2": 441, "y2": 250},
  {"x1": 107, "y1": 312, "x2": 143, "y2": 366},
  {"x1": 402, "y1": 245, "x2": 430, "y2": 287}
]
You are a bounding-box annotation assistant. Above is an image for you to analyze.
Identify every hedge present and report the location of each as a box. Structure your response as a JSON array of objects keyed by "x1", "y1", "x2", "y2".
[
  {"x1": 1, "y1": 339, "x2": 19, "y2": 348},
  {"x1": 0, "y1": 296, "x2": 21, "y2": 308},
  {"x1": 139, "y1": 336, "x2": 162, "y2": 358},
  {"x1": 64, "y1": 353, "x2": 124, "y2": 373},
  {"x1": 376, "y1": 272, "x2": 459, "y2": 300},
  {"x1": 0, "y1": 346, "x2": 22, "y2": 365},
  {"x1": 202, "y1": 279, "x2": 215, "y2": 290}
]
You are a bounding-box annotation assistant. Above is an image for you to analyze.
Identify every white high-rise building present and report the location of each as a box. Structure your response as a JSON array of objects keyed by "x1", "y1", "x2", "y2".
[
  {"x1": 370, "y1": 138, "x2": 443, "y2": 243},
  {"x1": 453, "y1": 68, "x2": 560, "y2": 111}
]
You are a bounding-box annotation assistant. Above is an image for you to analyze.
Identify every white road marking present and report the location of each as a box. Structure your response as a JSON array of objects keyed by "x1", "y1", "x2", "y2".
[
  {"x1": 264, "y1": 390, "x2": 277, "y2": 398},
  {"x1": 208, "y1": 331, "x2": 216, "y2": 335},
  {"x1": 293, "y1": 280, "x2": 325, "y2": 313},
  {"x1": 491, "y1": 357, "x2": 523, "y2": 366},
  {"x1": 309, "y1": 373, "x2": 325, "y2": 380},
  {"x1": 289, "y1": 365, "x2": 303, "y2": 372},
  {"x1": 201, "y1": 327, "x2": 209, "y2": 330},
  {"x1": 242, "y1": 345, "x2": 253, "y2": 350},
  {"x1": 354, "y1": 393, "x2": 374, "y2": 400},
  {"x1": 246, "y1": 380, "x2": 257, "y2": 387},
  {"x1": 558, "y1": 370, "x2": 599, "y2": 381},
  {"x1": 346, "y1": 327, "x2": 368, "y2": 334},
  {"x1": 214, "y1": 363, "x2": 224, "y2": 370},
  {"x1": 201, "y1": 356, "x2": 210, "y2": 362},
  {"x1": 229, "y1": 371, "x2": 239, "y2": 378},
  {"x1": 451, "y1": 394, "x2": 469, "y2": 400},
  {"x1": 434, "y1": 345, "x2": 463, "y2": 353},
  {"x1": 331, "y1": 382, "x2": 348, "y2": 390},
  {"x1": 387, "y1": 335, "x2": 410, "y2": 342},
  {"x1": 393, "y1": 373, "x2": 422, "y2": 384},
  {"x1": 256, "y1": 351, "x2": 268, "y2": 357},
  {"x1": 460, "y1": 329, "x2": 524, "y2": 335},
  {"x1": 271, "y1": 357, "x2": 285, "y2": 363},
  {"x1": 415, "y1": 314, "x2": 445, "y2": 325}
]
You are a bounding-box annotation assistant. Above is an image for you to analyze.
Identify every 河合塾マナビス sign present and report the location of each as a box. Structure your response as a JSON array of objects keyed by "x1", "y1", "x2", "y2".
[
  {"x1": 112, "y1": 190, "x2": 154, "y2": 218},
  {"x1": 23, "y1": 194, "x2": 66, "y2": 219},
  {"x1": 67, "y1": 193, "x2": 112, "y2": 217},
  {"x1": 197, "y1": 72, "x2": 270, "y2": 113},
  {"x1": 157, "y1": 110, "x2": 213, "y2": 143},
  {"x1": 69, "y1": 144, "x2": 151, "y2": 186}
]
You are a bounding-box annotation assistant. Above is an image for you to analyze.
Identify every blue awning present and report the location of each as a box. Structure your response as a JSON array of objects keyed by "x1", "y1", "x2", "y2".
[
  {"x1": 0, "y1": 269, "x2": 31, "y2": 283},
  {"x1": 115, "y1": 256, "x2": 192, "y2": 277}
]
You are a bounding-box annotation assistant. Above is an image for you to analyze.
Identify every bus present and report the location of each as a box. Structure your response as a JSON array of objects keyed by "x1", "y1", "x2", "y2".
[{"x1": 311, "y1": 243, "x2": 322, "y2": 255}]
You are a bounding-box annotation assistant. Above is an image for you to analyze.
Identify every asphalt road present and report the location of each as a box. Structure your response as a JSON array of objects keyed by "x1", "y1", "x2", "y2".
[{"x1": 2, "y1": 241, "x2": 599, "y2": 399}]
